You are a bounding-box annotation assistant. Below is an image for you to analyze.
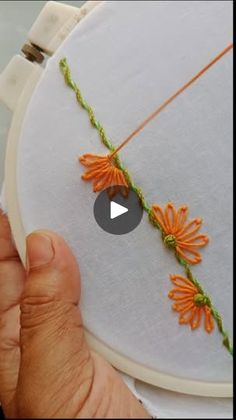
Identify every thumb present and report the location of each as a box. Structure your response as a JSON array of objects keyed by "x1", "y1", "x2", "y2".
[{"x1": 17, "y1": 231, "x2": 93, "y2": 418}]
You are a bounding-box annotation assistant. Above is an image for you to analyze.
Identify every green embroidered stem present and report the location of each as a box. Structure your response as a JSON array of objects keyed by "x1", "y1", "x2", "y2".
[
  {"x1": 60, "y1": 58, "x2": 115, "y2": 153},
  {"x1": 176, "y1": 253, "x2": 233, "y2": 355},
  {"x1": 59, "y1": 57, "x2": 233, "y2": 356},
  {"x1": 60, "y1": 59, "x2": 153, "y2": 215},
  {"x1": 210, "y1": 306, "x2": 233, "y2": 356}
]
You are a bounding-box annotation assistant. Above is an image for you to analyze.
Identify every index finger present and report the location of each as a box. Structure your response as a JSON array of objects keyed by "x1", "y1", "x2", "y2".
[
  {"x1": 0, "y1": 209, "x2": 19, "y2": 261},
  {"x1": 0, "y1": 209, "x2": 25, "y2": 313}
]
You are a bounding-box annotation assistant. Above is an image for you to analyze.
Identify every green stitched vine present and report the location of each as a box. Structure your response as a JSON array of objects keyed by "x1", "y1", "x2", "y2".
[
  {"x1": 176, "y1": 254, "x2": 233, "y2": 355},
  {"x1": 59, "y1": 57, "x2": 233, "y2": 356}
]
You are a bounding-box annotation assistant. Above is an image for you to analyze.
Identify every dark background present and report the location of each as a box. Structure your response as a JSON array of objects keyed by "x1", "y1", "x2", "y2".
[{"x1": 0, "y1": 406, "x2": 5, "y2": 419}]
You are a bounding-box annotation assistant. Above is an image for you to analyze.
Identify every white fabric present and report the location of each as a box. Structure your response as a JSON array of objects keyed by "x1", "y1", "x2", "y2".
[
  {"x1": 121, "y1": 373, "x2": 233, "y2": 419},
  {"x1": 14, "y1": 0, "x2": 233, "y2": 386}
]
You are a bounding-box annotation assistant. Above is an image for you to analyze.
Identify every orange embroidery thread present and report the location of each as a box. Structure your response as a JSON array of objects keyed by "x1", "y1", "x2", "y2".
[
  {"x1": 151, "y1": 203, "x2": 209, "y2": 264},
  {"x1": 109, "y1": 43, "x2": 233, "y2": 158},
  {"x1": 168, "y1": 274, "x2": 214, "y2": 333},
  {"x1": 79, "y1": 153, "x2": 128, "y2": 192}
]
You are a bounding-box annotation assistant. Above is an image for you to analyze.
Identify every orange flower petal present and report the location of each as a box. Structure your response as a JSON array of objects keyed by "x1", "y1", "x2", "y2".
[
  {"x1": 79, "y1": 153, "x2": 108, "y2": 167},
  {"x1": 185, "y1": 306, "x2": 197, "y2": 325},
  {"x1": 164, "y1": 202, "x2": 177, "y2": 232},
  {"x1": 173, "y1": 298, "x2": 195, "y2": 309},
  {"x1": 176, "y1": 246, "x2": 202, "y2": 265},
  {"x1": 170, "y1": 274, "x2": 198, "y2": 291},
  {"x1": 93, "y1": 169, "x2": 113, "y2": 192},
  {"x1": 177, "y1": 218, "x2": 203, "y2": 240},
  {"x1": 175, "y1": 301, "x2": 195, "y2": 314},
  {"x1": 116, "y1": 169, "x2": 127, "y2": 187},
  {"x1": 178, "y1": 234, "x2": 209, "y2": 248},
  {"x1": 175, "y1": 205, "x2": 188, "y2": 232},
  {"x1": 179, "y1": 307, "x2": 194, "y2": 324},
  {"x1": 204, "y1": 306, "x2": 214, "y2": 333},
  {"x1": 79, "y1": 153, "x2": 128, "y2": 192},
  {"x1": 168, "y1": 289, "x2": 195, "y2": 299},
  {"x1": 169, "y1": 292, "x2": 194, "y2": 302},
  {"x1": 151, "y1": 205, "x2": 169, "y2": 233},
  {"x1": 190, "y1": 307, "x2": 202, "y2": 330},
  {"x1": 82, "y1": 167, "x2": 109, "y2": 181}
]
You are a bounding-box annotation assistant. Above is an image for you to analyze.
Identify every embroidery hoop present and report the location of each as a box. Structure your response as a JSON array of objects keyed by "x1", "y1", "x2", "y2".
[{"x1": 2, "y1": 0, "x2": 233, "y2": 397}]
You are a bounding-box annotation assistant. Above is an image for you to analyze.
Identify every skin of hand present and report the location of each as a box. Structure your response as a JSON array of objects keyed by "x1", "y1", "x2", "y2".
[{"x1": 0, "y1": 210, "x2": 150, "y2": 418}]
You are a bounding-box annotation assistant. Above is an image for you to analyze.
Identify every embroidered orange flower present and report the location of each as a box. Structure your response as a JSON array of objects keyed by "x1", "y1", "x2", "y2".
[
  {"x1": 168, "y1": 274, "x2": 214, "y2": 333},
  {"x1": 151, "y1": 202, "x2": 209, "y2": 264},
  {"x1": 79, "y1": 153, "x2": 128, "y2": 192}
]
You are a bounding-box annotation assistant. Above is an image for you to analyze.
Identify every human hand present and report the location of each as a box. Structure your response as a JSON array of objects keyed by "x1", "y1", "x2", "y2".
[{"x1": 0, "y1": 210, "x2": 150, "y2": 418}]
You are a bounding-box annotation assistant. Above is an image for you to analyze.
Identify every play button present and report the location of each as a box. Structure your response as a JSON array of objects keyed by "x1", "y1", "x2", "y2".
[
  {"x1": 93, "y1": 186, "x2": 143, "y2": 235},
  {"x1": 110, "y1": 201, "x2": 128, "y2": 219}
]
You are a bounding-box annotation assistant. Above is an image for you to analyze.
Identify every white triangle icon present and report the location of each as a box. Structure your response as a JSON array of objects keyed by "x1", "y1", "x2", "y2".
[{"x1": 110, "y1": 201, "x2": 128, "y2": 219}]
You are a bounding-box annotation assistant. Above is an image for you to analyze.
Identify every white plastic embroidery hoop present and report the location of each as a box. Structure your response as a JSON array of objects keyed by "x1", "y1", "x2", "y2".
[{"x1": 0, "y1": 1, "x2": 233, "y2": 398}]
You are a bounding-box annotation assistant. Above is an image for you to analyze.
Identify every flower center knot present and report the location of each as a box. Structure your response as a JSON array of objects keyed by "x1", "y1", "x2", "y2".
[
  {"x1": 193, "y1": 293, "x2": 209, "y2": 306},
  {"x1": 164, "y1": 234, "x2": 177, "y2": 248}
]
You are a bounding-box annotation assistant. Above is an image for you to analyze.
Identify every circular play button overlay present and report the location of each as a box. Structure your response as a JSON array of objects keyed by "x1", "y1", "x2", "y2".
[{"x1": 93, "y1": 186, "x2": 143, "y2": 235}]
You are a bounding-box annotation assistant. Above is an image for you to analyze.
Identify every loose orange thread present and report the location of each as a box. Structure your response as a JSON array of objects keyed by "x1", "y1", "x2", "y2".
[
  {"x1": 79, "y1": 153, "x2": 128, "y2": 192},
  {"x1": 168, "y1": 274, "x2": 214, "y2": 333},
  {"x1": 110, "y1": 43, "x2": 233, "y2": 158},
  {"x1": 151, "y1": 202, "x2": 209, "y2": 264}
]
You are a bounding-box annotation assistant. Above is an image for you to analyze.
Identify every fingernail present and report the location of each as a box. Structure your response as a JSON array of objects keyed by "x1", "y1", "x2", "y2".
[{"x1": 26, "y1": 233, "x2": 55, "y2": 269}]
